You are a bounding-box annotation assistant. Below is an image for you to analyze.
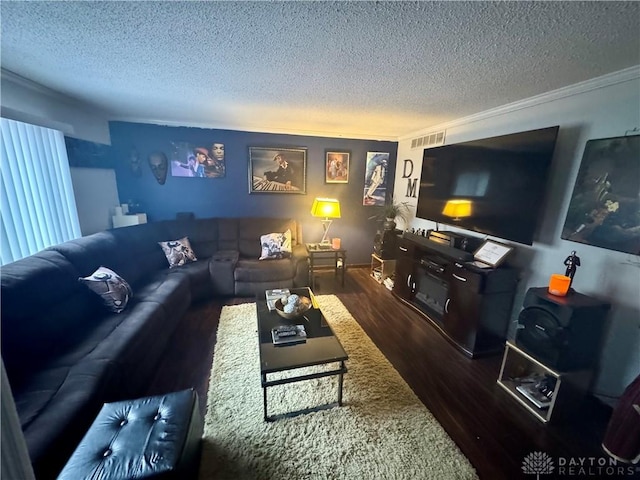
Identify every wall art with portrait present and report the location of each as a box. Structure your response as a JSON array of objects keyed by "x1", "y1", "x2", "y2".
[
  {"x1": 248, "y1": 147, "x2": 307, "y2": 194},
  {"x1": 363, "y1": 151, "x2": 389, "y2": 206},
  {"x1": 561, "y1": 134, "x2": 640, "y2": 255},
  {"x1": 325, "y1": 150, "x2": 350, "y2": 183},
  {"x1": 169, "y1": 141, "x2": 226, "y2": 178}
]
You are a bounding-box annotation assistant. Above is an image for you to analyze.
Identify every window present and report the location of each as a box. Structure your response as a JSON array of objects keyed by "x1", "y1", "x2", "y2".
[{"x1": 1, "y1": 118, "x2": 81, "y2": 265}]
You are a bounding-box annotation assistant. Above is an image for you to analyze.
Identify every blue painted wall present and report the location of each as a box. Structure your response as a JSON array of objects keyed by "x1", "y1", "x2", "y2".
[{"x1": 109, "y1": 121, "x2": 398, "y2": 264}]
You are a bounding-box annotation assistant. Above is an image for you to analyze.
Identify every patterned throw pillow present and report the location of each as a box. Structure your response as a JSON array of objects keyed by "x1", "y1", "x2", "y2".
[
  {"x1": 259, "y1": 229, "x2": 292, "y2": 260},
  {"x1": 158, "y1": 236, "x2": 198, "y2": 268},
  {"x1": 79, "y1": 266, "x2": 133, "y2": 313}
]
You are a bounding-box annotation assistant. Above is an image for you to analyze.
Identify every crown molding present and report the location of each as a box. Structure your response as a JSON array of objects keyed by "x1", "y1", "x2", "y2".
[
  {"x1": 0, "y1": 106, "x2": 75, "y2": 135},
  {"x1": 2, "y1": 68, "x2": 65, "y2": 99},
  {"x1": 1, "y1": 68, "x2": 111, "y2": 116},
  {"x1": 399, "y1": 66, "x2": 640, "y2": 142}
]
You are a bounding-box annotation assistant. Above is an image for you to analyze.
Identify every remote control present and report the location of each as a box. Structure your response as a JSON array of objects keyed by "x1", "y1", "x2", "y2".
[
  {"x1": 278, "y1": 330, "x2": 297, "y2": 337},
  {"x1": 276, "y1": 325, "x2": 296, "y2": 332}
]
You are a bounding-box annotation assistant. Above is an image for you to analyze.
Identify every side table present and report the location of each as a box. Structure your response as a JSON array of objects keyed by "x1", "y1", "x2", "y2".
[
  {"x1": 370, "y1": 253, "x2": 396, "y2": 284},
  {"x1": 306, "y1": 244, "x2": 347, "y2": 291},
  {"x1": 497, "y1": 341, "x2": 592, "y2": 423}
]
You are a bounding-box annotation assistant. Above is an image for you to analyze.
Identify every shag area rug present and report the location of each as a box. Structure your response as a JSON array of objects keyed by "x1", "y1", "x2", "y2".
[{"x1": 199, "y1": 295, "x2": 478, "y2": 480}]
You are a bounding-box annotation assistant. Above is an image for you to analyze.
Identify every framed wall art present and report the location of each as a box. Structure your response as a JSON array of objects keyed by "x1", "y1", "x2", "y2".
[
  {"x1": 249, "y1": 147, "x2": 307, "y2": 193},
  {"x1": 169, "y1": 141, "x2": 226, "y2": 178},
  {"x1": 363, "y1": 151, "x2": 389, "y2": 206},
  {"x1": 325, "y1": 150, "x2": 350, "y2": 183},
  {"x1": 64, "y1": 136, "x2": 112, "y2": 168},
  {"x1": 561, "y1": 134, "x2": 640, "y2": 255}
]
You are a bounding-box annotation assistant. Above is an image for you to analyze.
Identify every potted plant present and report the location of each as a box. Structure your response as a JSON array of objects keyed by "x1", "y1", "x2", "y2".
[{"x1": 369, "y1": 201, "x2": 410, "y2": 231}]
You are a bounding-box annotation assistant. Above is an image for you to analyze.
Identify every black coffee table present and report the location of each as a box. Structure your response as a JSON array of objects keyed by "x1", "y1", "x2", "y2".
[{"x1": 256, "y1": 288, "x2": 348, "y2": 421}]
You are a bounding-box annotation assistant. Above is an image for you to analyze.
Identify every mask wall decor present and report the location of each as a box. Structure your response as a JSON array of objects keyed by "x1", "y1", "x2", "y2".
[{"x1": 148, "y1": 151, "x2": 168, "y2": 185}]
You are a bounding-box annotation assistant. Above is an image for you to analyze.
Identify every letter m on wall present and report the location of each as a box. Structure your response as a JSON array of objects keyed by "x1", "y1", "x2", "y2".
[{"x1": 406, "y1": 178, "x2": 418, "y2": 198}]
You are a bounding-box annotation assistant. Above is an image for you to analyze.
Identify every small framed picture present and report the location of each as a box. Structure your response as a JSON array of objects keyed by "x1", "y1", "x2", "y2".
[
  {"x1": 248, "y1": 147, "x2": 307, "y2": 194},
  {"x1": 473, "y1": 239, "x2": 514, "y2": 268},
  {"x1": 325, "y1": 150, "x2": 350, "y2": 183}
]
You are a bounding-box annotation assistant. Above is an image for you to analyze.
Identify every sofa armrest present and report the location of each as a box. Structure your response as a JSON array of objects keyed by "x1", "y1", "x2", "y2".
[
  {"x1": 291, "y1": 244, "x2": 310, "y2": 287},
  {"x1": 291, "y1": 243, "x2": 309, "y2": 261},
  {"x1": 209, "y1": 250, "x2": 239, "y2": 296}
]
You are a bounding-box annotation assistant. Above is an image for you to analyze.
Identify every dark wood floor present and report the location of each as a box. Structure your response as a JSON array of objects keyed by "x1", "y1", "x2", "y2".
[{"x1": 146, "y1": 267, "x2": 614, "y2": 480}]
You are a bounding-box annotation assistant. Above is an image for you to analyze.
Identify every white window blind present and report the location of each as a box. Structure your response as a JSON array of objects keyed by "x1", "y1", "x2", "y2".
[{"x1": 1, "y1": 118, "x2": 81, "y2": 265}]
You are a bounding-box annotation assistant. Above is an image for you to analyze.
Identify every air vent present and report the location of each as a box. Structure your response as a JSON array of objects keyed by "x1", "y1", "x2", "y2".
[{"x1": 411, "y1": 130, "x2": 446, "y2": 149}]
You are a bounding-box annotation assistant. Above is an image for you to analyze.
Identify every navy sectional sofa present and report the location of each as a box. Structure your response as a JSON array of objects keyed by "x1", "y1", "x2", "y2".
[{"x1": 0, "y1": 217, "x2": 308, "y2": 479}]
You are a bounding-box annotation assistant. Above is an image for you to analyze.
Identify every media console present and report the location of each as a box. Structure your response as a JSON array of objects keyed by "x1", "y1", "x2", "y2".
[{"x1": 392, "y1": 232, "x2": 519, "y2": 357}]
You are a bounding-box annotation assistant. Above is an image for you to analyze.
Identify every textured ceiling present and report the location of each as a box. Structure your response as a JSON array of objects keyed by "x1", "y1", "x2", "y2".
[{"x1": 1, "y1": 1, "x2": 639, "y2": 140}]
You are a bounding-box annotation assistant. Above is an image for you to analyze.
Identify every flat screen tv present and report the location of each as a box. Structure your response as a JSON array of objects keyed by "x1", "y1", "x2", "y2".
[{"x1": 416, "y1": 126, "x2": 560, "y2": 245}]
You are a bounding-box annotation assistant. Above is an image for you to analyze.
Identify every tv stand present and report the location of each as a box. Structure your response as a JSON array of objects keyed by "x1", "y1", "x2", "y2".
[{"x1": 392, "y1": 232, "x2": 518, "y2": 357}]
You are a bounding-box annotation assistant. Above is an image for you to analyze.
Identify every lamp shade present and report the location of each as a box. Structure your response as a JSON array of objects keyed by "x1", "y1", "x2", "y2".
[
  {"x1": 442, "y1": 199, "x2": 472, "y2": 219},
  {"x1": 311, "y1": 198, "x2": 341, "y2": 219}
]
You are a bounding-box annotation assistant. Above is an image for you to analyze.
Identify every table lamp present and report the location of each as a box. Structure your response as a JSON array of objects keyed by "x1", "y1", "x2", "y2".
[
  {"x1": 311, "y1": 197, "x2": 341, "y2": 248},
  {"x1": 442, "y1": 199, "x2": 472, "y2": 221}
]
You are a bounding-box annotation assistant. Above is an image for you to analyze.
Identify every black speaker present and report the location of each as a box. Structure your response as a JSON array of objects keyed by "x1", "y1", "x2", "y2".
[
  {"x1": 373, "y1": 230, "x2": 398, "y2": 259},
  {"x1": 515, "y1": 287, "x2": 610, "y2": 371}
]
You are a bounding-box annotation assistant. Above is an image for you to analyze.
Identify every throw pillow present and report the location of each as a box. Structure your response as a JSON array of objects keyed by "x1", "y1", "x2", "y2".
[
  {"x1": 259, "y1": 229, "x2": 292, "y2": 260},
  {"x1": 158, "y1": 236, "x2": 198, "y2": 267},
  {"x1": 79, "y1": 266, "x2": 133, "y2": 313}
]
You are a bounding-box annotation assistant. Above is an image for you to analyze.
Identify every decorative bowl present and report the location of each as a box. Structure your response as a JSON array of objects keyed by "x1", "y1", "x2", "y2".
[{"x1": 274, "y1": 296, "x2": 312, "y2": 320}]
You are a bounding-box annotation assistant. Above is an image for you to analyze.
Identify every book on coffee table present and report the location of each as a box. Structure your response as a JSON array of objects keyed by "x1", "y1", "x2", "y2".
[
  {"x1": 271, "y1": 324, "x2": 307, "y2": 345},
  {"x1": 265, "y1": 288, "x2": 290, "y2": 311}
]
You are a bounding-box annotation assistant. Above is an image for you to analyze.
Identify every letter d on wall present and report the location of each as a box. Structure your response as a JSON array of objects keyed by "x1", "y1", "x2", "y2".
[{"x1": 402, "y1": 159, "x2": 414, "y2": 178}]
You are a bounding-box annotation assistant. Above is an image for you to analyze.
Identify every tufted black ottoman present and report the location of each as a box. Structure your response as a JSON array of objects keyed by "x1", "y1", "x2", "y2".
[{"x1": 57, "y1": 389, "x2": 203, "y2": 479}]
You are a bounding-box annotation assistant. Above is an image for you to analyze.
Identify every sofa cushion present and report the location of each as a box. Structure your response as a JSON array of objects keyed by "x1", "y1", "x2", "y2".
[
  {"x1": 259, "y1": 229, "x2": 292, "y2": 260},
  {"x1": 159, "y1": 237, "x2": 198, "y2": 268},
  {"x1": 51, "y1": 225, "x2": 169, "y2": 289},
  {"x1": 133, "y1": 270, "x2": 191, "y2": 311},
  {"x1": 0, "y1": 250, "x2": 104, "y2": 385},
  {"x1": 49, "y1": 232, "x2": 122, "y2": 276},
  {"x1": 12, "y1": 293, "x2": 177, "y2": 427},
  {"x1": 164, "y1": 217, "x2": 219, "y2": 258},
  {"x1": 168, "y1": 259, "x2": 213, "y2": 302},
  {"x1": 238, "y1": 218, "x2": 299, "y2": 257},
  {"x1": 21, "y1": 359, "x2": 116, "y2": 480},
  {"x1": 104, "y1": 223, "x2": 173, "y2": 287},
  {"x1": 216, "y1": 218, "x2": 240, "y2": 251},
  {"x1": 10, "y1": 307, "x2": 131, "y2": 396},
  {"x1": 88, "y1": 299, "x2": 177, "y2": 397},
  {"x1": 234, "y1": 258, "x2": 295, "y2": 283},
  {"x1": 79, "y1": 266, "x2": 133, "y2": 313}
]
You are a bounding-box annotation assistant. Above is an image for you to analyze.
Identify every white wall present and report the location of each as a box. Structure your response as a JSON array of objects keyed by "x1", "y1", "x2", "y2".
[
  {"x1": 70, "y1": 168, "x2": 120, "y2": 235},
  {"x1": 393, "y1": 68, "x2": 640, "y2": 401}
]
